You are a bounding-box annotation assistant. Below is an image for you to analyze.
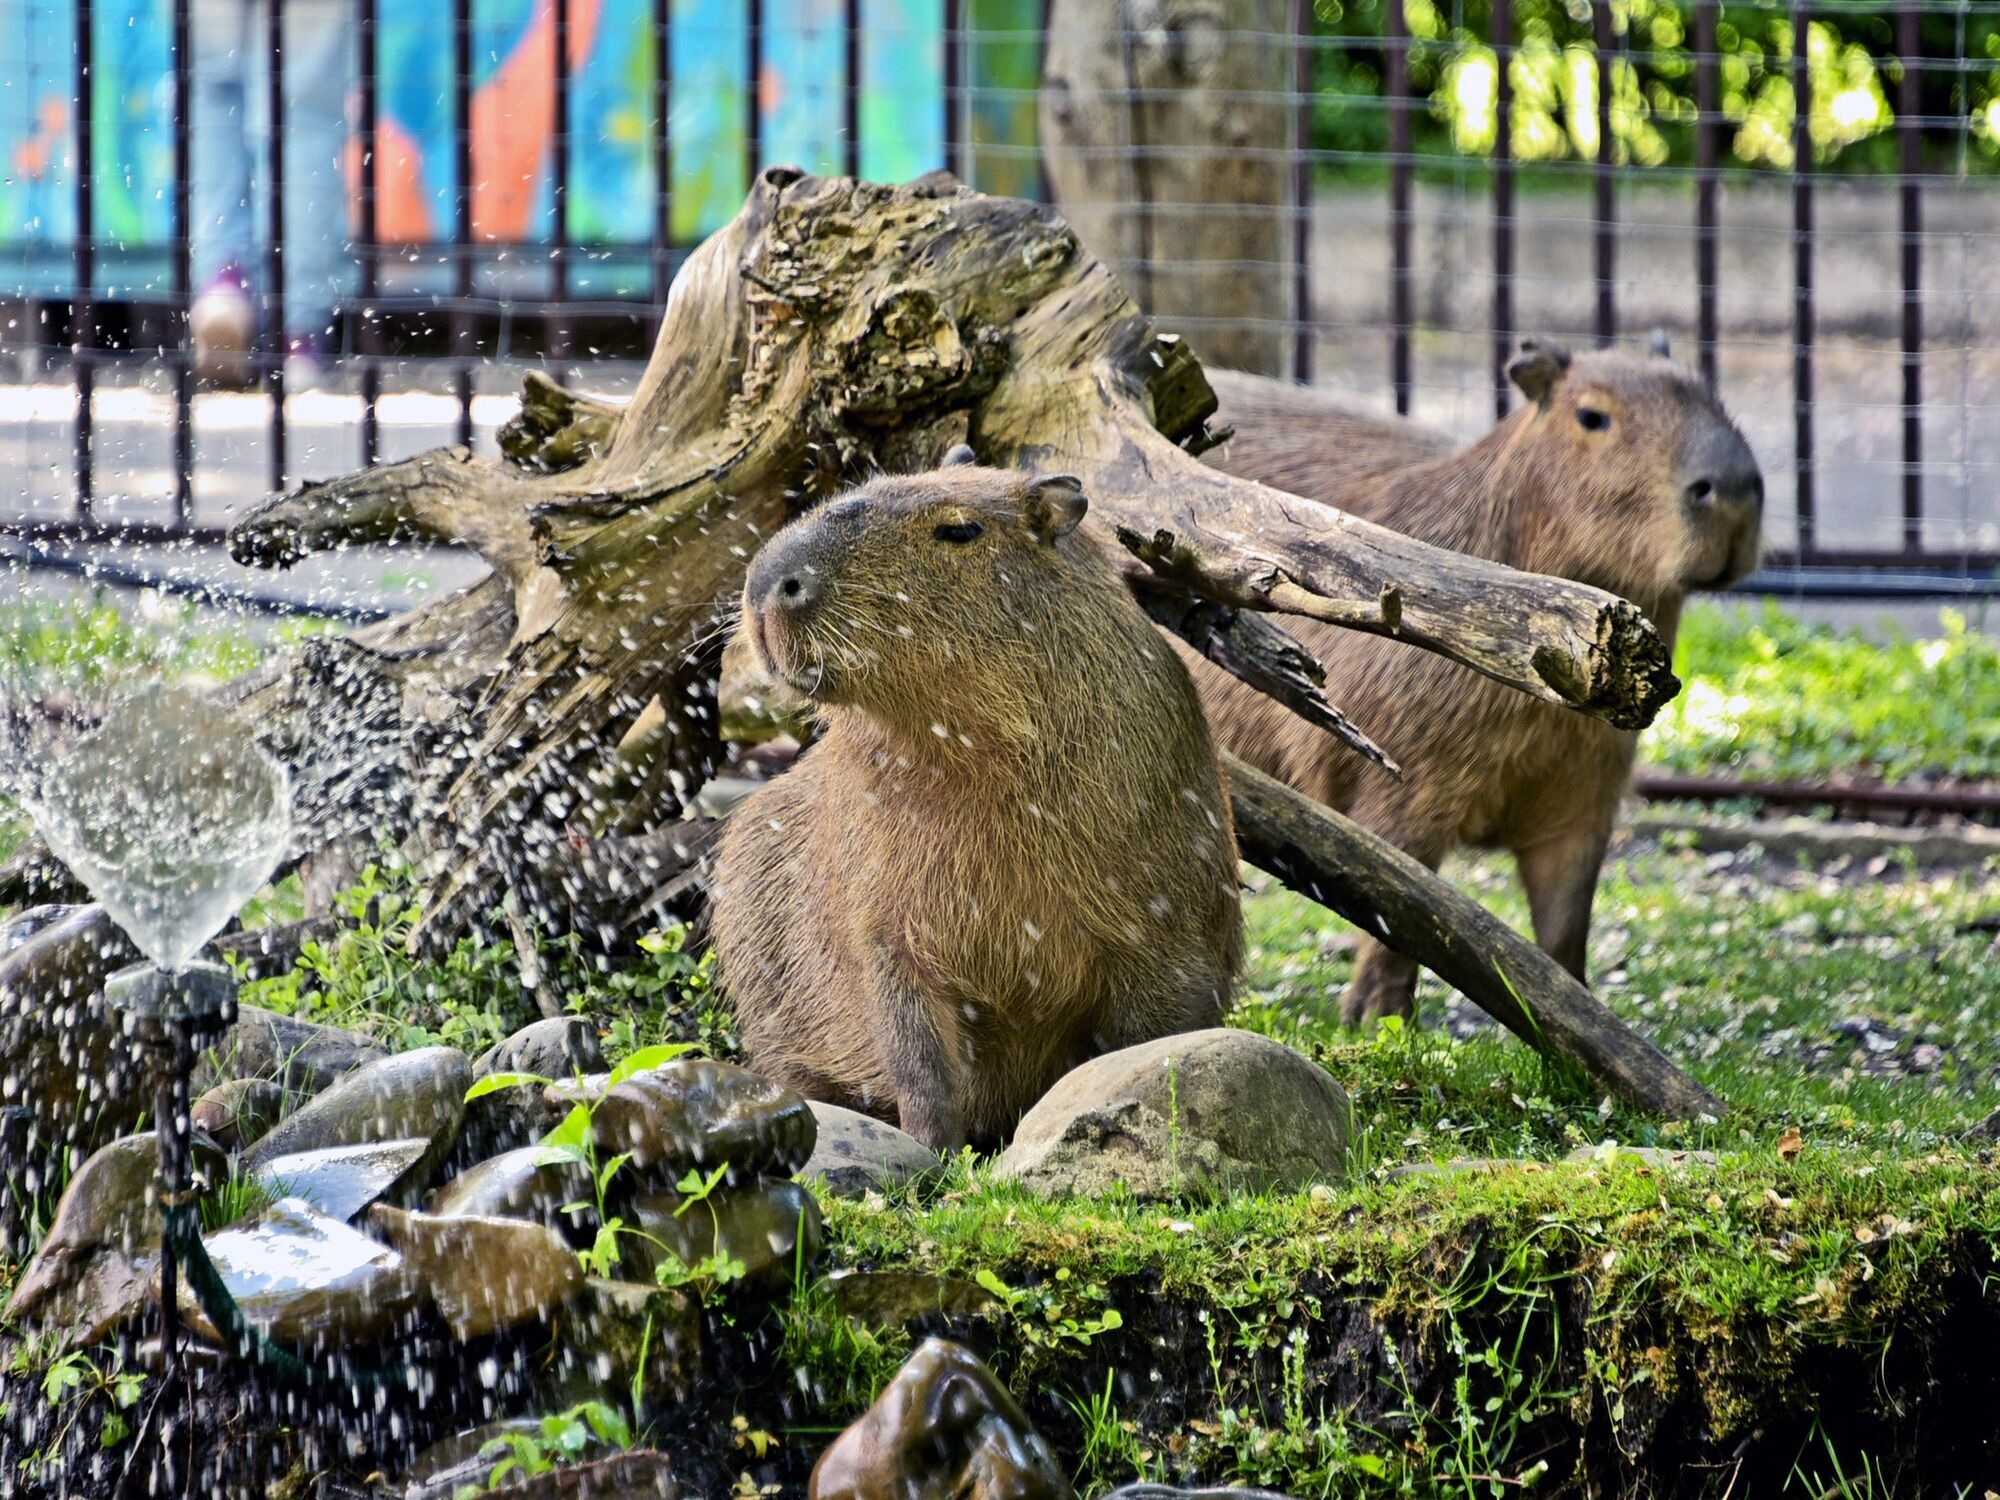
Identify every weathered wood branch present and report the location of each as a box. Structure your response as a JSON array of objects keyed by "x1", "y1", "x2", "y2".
[
  {"x1": 198, "y1": 169, "x2": 1678, "y2": 954},
  {"x1": 1225, "y1": 754, "x2": 1726, "y2": 1121}
]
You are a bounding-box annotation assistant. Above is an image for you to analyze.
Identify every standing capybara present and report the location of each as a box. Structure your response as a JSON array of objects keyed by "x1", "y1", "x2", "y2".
[
  {"x1": 710, "y1": 459, "x2": 1243, "y2": 1151},
  {"x1": 1194, "y1": 338, "x2": 1763, "y2": 1023}
]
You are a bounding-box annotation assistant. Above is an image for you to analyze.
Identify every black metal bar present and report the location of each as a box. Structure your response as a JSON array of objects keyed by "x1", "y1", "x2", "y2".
[
  {"x1": 1386, "y1": 0, "x2": 1411, "y2": 415},
  {"x1": 357, "y1": 0, "x2": 380, "y2": 466},
  {"x1": 550, "y1": 0, "x2": 573, "y2": 365},
  {"x1": 1898, "y1": 0, "x2": 1923, "y2": 554},
  {"x1": 748, "y1": 0, "x2": 763, "y2": 184},
  {"x1": 1491, "y1": 0, "x2": 1514, "y2": 419},
  {"x1": 652, "y1": 0, "x2": 672, "y2": 317},
  {"x1": 72, "y1": 0, "x2": 93, "y2": 520},
  {"x1": 453, "y1": 0, "x2": 474, "y2": 447},
  {"x1": 172, "y1": 0, "x2": 193, "y2": 527},
  {"x1": 943, "y1": 0, "x2": 962, "y2": 180},
  {"x1": 1592, "y1": 0, "x2": 1615, "y2": 346},
  {"x1": 1693, "y1": 0, "x2": 1719, "y2": 387},
  {"x1": 1790, "y1": 0, "x2": 1813, "y2": 558},
  {"x1": 265, "y1": 0, "x2": 288, "y2": 489},
  {"x1": 843, "y1": 0, "x2": 862, "y2": 177},
  {"x1": 1291, "y1": 0, "x2": 1313, "y2": 383}
]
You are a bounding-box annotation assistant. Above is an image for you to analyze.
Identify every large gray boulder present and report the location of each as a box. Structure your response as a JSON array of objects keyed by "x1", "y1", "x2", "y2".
[
  {"x1": 993, "y1": 1029, "x2": 1352, "y2": 1198},
  {"x1": 801, "y1": 1102, "x2": 940, "y2": 1199}
]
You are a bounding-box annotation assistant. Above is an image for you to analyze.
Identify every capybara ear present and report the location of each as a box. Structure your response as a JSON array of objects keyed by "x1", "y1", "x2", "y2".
[
  {"x1": 941, "y1": 443, "x2": 977, "y2": 467},
  {"x1": 1647, "y1": 328, "x2": 1672, "y2": 360},
  {"x1": 1508, "y1": 340, "x2": 1572, "y2": 407},
  {"x1": 1021, "y1": 474, "x2": 1088, "y2": 542}
]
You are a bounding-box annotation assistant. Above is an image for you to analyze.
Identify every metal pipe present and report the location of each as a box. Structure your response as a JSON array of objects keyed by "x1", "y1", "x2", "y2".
[
  {"x1": 265, "y1": 0, "x2": 288, "y2": 489},
  {"x1": 72, "y1": 0, "x2": 94, "y2": 520},
  {"x1": 1790, "y1": 0, "x2": 1814, "y2": 560},
  {"x1": 653, "y1": 0, "x2": 673, "y2": 315},
  {"x1": 943, "y1": 0, "x2": 963, "y2": 180},
  {"x1": 748, "y1": 0, "x2": 764, "y2": 184},
  {"x1": 844, "y1": 0, "x2": 862, "y2": 177},
  {"x1": 1693, "y1": 0, "x2": 1719, "y2": 388},
  {"x1": 550, "y1": 0, "x2": 573, "y2": 366},
  {"x1": 1592, "y1": 0, "x2": 1615, "y2": 346},
  {"x1": 1291, "y1": 0, "x2": 1313, "y2": 383},
  {"x1": 1633, "y1": 771, "x2": 2000, "y2": 821},
  {"x1": 1898, "y1": 0, "x2": 1924, "y2": 554},
  {"x1": 1385, "y1": 0, "x2": 1411, "y2": 415},
  {"x1": 1490, "y1": 0, "x2": 1514, "y2": 420},
  {"x1": 357, "y1": 0, "x2": 380, "y2": 466},
  {"x1": 453, "y1": 0, "x2": 474, "y2": 448},
  {"x1": 172, "y1": 0, "x2": 194, "y2": 527}
]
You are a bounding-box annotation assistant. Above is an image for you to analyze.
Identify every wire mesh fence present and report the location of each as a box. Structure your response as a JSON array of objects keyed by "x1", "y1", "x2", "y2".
[{"x1": 0, "y1": 0, "x2": 1993, "y2": 588}]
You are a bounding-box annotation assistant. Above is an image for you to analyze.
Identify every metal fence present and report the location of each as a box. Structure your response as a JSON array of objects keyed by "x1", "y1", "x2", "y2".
[{"x1": 1, "y1": 0, "x2": 1994, "y2": 588}]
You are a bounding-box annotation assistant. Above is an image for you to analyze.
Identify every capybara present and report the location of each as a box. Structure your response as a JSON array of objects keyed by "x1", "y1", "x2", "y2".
[
  {"x1": 710, "y1": 460, "x2": 1244, "y2": 1151},
  {"x1": 1195, "y1": 338, "x2": 1763, "y2": 1023}
]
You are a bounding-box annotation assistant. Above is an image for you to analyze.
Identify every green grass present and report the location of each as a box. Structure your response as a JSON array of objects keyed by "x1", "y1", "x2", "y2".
[{"x1": 1645, "y1": 601, "x2": 2000, "y2": 784}]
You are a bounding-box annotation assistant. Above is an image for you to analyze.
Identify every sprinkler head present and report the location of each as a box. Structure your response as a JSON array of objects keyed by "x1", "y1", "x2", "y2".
[{"x1": 105, "y1": 959, "x2": 238, "y2": 1045}]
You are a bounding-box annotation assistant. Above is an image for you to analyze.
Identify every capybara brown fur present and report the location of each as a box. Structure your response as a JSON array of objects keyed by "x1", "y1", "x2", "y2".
[
  {"x1": 1195, "y1": 339, "x2": 1763, "y2": 1023},
  {"x1": 711, "y1": 461, "x2": 1244, "y2": 1151}
]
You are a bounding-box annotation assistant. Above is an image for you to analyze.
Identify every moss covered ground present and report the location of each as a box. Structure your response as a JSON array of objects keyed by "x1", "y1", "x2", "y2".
[{"x1": 3, "y1": 595, "x2": 1999, "y2": 1496}]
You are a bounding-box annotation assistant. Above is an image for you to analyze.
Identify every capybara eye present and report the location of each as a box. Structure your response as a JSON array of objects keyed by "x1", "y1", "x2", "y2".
[
  {"x1": 933, "y1": 521, "x2": 985, "y2": 544},
  {"x1": 1577, "y1": 407, "x2": 1611, "y2": 432}
]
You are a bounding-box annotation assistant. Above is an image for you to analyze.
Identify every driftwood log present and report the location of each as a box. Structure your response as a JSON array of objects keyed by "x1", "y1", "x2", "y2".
[{"x1": 2, "y1": 170, "x2": 1707, "y2": 1117}]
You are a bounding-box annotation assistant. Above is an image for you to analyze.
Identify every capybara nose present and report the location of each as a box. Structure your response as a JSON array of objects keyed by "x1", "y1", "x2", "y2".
[
  {"x1": 774, "y1": 570, "x2": 821, "y2": 614},
  {"x1": 1681, "y1": 425, "x2": 1764, "y2": 516}
]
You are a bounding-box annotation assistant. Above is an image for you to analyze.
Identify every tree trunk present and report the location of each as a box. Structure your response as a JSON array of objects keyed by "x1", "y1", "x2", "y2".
[{"x1": 1042, "y1": 0, "x2": 1297, "y2": 377}]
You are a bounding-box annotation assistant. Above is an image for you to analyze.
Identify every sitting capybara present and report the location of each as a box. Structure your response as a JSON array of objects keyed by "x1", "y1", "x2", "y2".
[
  {"x1": 710, "y1": 459, "x2": 1244, "y2": 1151},
  {"x1": 1195, "y1": 338, "x2": 1763, "y2": 1023}
]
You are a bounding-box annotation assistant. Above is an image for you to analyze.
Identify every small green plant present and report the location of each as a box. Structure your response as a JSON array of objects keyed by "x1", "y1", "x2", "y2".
[
  {"x1": 973, "y1": 1266, "x2": 1124, "y2": 1350},
  {"x1": 1065, "y1": 1368, "x2": 1156, "y2": 1492},
  {"x1": 646, "y1": 1162, "x2": 748, "y2": 1294},
  {"x1": 774, "y1": 1275, "x2": 911, "y2": 1421},
  {"x1": 457, "y1": 1400, "x2": 633, "y2": 1495},
  {"x1": 198, "y1": 1171, "x2": 282, "y2": 1233},
  {"x1": 6, "y1": 1340, "x2": 145, "y2": 1476}
]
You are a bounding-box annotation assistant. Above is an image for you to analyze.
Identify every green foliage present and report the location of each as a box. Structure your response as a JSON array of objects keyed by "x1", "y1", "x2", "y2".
[
  {"x1": 460, "y1": 1401, "x2": 633, "y2": 1495},
  {"x1": 1647, "y1": 602, "x2": 2000, "y2": 783},
  {"x1": 1308, "y1": 0, "x2": 2000, "y2": 181},
  {"x1": 0, "y1": 595, "x2": 272, "y2": 689},
  {"x1": 774, "y1": 1275, "x2": 913, "y2": 1422},
  {"x1": 973, "y1": 1265, "x2": 1126, "y2": 1351},
  {"x1": 5, "y1": 1340, "x2": 144, "y2": 1479},
  {"x1": 198, "y1": 1171, "x2": 282, "y2": 1234}
]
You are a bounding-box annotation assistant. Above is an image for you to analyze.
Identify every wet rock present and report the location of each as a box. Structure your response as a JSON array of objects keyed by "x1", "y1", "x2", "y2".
[
  {"x1": 536, "y1": 1279, "x2": 702, "y2": 1420},
  {"x1": 426, "y1": 1145, "x2": 594, "y2": 1229},
  {"x1": 242, "y1": 1046, "x2": 469, "y2": 1200},
  {"x1": 809, "y1": 1337, "x2": 1072, "y2": 1500},
  {"x1": 5, "y1": 1133, "x2": 176, "y2": 1341},
  {"x1": 367, "y1": 1204, "x2": 584, "y2": 1341},
  {"x1": 401, "y1": 1424, "x2": 683, "y2": 1500},
  {"x1": 625, "y1": 1177, "x2": 822, "y2": 1292},
  {"x1": 802, "y1": 1103, "x2": 940, "y2": 1199},
  {"x1": 201, "y1": 1003, "x2": 388, "y2": 1095},
  {"x1": 485, "y1": 1453, "x2": 684, "y2": 1499},
  {"x1": 0, "y1": 905, "x2": 149, "y2": 1146},
  {"x1": 191, "y1": 1077, "x2": 291, "y2": 1153},
  {"x1": 1972, "y1": 1105, "x2": 2000, "y2": 1142},
  {"x1": 826, "y1": 1270, "x2": 1000, "y2": 1331},
  {"x1": 254, "y1": 1138, "x2": 435, "y2": 1222},
  {"x1": 401, "y1": 1419, "x2": 552, "y2": 1500},
  {"x1": 994, "y1": 1029, "x2": 1352, "y2": 1199},
  {"x1": 581, "y1": 1059, "x2": 815, "y2": 1183},
  {"x1": 460, "y1": 1018, "x2": 608, "y2": 1164},
  {"x1": 180, "y1": 1195, "x2": 424, "y2": 1348},
  {"x1": 0, "y1": 903, "x2": 88, "y2": 955}
]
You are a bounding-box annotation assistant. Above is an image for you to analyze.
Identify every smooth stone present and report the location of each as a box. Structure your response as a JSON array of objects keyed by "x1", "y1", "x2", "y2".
[
  {"x1": 5, "y1": 1134, "x2": 164, "y2": 1340},
  {"x1": 582, "y1": 1059, "x2": 815, "y2": 1183},
  {"x1": 0, "y1": 905, "x2": 149, "y2": 1146},
  {"x1": 181, "y1": 1195, "x2": 424, "y2": 1348},
  {"x1": 254, "y1": 1138, "x2": 434, "y2": 1222},
  {"x1": 483, "y1": 1453, "x2": 684, "y2": 1499},
  {"x1": 191, "y1": 1077, "x2": 291, "y2": 1153},
  {"x1": 809, "y1": 1338, "x2": 1072, "y2": 1500},
  {"x1": 624, "y1": 1177, "x2": 822, "y2": 1292},
  {"x1": 460, "y1": 1018, "x2": 609, "y2": 1164},
  {"x1": 801, "y1": 1103, "x2": 940, "y2": 1198},
  {"x1": 994, "y1": 1029, "x2": 1353, "y2": 1199},
  {"x1": 401, "y1": 1419, "x2": 550, "y2": 1500},
  {"x1": 367, "y1": 1204, "x2": 584, "y2": 1341},
  {"x1": 201, "y1": 1003, "x2": 388, "y2": 1095},
  {"x1": 1565, "y1": 1144, "x2": 1721, "y2": 1171},
  {"x1": 1973, "y1": 1106, "x2": 2000, "y2": 1142},
  {"x1": 425, "y1": 1146, "x2": 594, "y2": 1229},
  {"x1": 534, "y1": 1279, "x2": 702, "y2": 1421},
  {"x1": 242, "y1": 1046, "x2": 470, "y2": 1201},
  {"x1": 0, "y1": 904, "x2": 89, "y2": 955},
  {"x1": 475, "y1": 1017, "x2": 607, "y2": 1082},
  {"x1": 826, "y1": 1270, "x2": 1000, "y2": 1330},
  {"x1": 401, "y1": 1425, "x2": 683, "y2": 1500}
]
